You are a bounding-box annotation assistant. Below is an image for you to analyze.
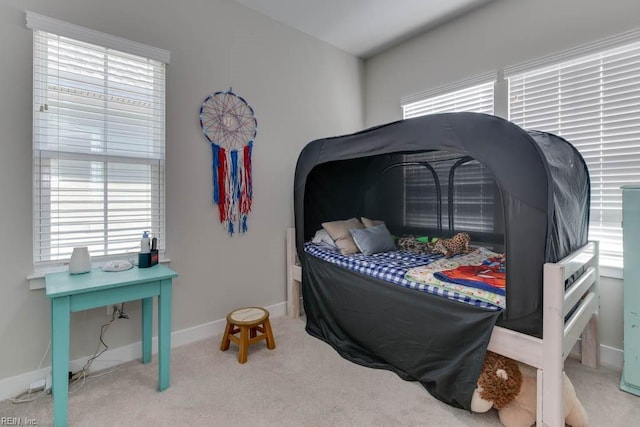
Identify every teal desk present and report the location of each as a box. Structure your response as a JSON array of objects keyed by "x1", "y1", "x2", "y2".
[{"x1": 45, "y1": 264, "x2": 178, "y2": 427}]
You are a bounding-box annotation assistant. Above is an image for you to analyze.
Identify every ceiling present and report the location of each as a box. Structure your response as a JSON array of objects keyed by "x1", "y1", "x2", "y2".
[{"x1": 233, "y1": 0, "x2": 494, "y2": 58}]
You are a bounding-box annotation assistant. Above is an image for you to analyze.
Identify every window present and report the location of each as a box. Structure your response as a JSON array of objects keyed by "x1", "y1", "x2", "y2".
[
  {"x1": 401, "y1": 74, "x2": 495, "y2": 118},
  {"x1": 27, "y1": 12, "x2": 169, "y2": 266},
  {"x1": 401, "y1": 74, "x2": 497, "y2": 235},
  {"x1": 507, "y1": 29, "x2": 640, "y2": 268}
]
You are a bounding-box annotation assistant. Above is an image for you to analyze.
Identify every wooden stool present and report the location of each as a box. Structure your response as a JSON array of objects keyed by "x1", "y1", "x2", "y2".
[{"x1": 220, "y1": 307, "x2": 275, "y2": 363}]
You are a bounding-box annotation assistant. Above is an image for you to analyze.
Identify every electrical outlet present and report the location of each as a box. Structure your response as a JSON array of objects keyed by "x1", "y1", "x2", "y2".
[{"x1": 107, "y1": 304, "x2": 128, "y2": 318}]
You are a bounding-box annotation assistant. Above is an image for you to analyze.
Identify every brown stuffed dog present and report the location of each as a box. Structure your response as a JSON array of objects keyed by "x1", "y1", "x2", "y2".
[{"x1": 471, "y1": 351, "x2": 589, "y2": 427}]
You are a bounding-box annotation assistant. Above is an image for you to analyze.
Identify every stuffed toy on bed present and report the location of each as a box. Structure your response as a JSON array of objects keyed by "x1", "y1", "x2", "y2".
[
  {"x1": 470, "y1": 351, "x2": 589, "y2": 427},
  {"x1": 396, "y1": 232, "x2": 471, "y2": 256},
  {"x1": 432, "y1": 232, "x2": 471, "y2": 257},
  {"x1": 395, "y1": 236, "x2": 435, "y2": 254}
]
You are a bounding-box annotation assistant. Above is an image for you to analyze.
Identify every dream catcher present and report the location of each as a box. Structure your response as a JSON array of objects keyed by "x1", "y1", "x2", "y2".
[{"x1": 199, "y1": 88, "x2": 257, "y2": 235}]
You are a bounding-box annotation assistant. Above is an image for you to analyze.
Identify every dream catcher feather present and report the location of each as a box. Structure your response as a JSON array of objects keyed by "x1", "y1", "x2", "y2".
[{"x1": 199, "y1": 88, "x2": 257, "y2": 235}]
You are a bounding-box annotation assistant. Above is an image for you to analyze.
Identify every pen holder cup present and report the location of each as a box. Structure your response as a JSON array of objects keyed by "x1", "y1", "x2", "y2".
[{"x1": 139, "y1": 252, "x2": 151, "y2": 268}]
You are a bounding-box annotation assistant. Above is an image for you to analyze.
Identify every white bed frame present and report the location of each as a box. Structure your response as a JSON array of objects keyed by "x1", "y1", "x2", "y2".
[{"x1": 286, "y1": 228, "x2": 599, "y2": 427}]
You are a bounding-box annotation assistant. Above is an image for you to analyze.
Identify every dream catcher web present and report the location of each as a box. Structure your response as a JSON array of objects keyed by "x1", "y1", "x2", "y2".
[{"x1": 200, "y1": 88, "x2": 257, "y2": 235}]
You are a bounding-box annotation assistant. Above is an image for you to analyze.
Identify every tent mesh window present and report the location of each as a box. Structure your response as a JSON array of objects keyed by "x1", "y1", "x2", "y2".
[{"x1": 363, "y1": 150, "x2": 505, "y2": 250}]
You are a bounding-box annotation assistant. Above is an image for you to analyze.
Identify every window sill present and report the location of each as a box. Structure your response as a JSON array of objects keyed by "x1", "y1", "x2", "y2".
[
  {"x1": 599, "y1": 264, "x2": 622, "y2": 280},
  {"x1": 28, "y1": 257, "x2": 172, "y2": 290}
]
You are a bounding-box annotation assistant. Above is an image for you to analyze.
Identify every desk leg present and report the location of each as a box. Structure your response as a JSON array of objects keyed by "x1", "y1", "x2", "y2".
[
  {"x1": 142, "y1": 297, "x2": 153, "y2": 364},
  {"x1": 158, "y1": 279, "x2": 172, "y2": 391},
  {"x1": 51, "y1": 296, "x2": 70, "y2": 427}
]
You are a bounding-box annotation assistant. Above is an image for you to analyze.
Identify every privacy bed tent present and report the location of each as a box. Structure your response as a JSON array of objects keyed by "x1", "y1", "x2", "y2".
[{"x1": 293, "y1": 112, "x2": 591, "y2": 409}]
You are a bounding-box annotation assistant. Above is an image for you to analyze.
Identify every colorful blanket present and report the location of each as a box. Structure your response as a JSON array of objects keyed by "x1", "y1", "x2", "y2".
[
  {"x1": 404, "y1": 248, "x2": 506, "y2": 308},
  {"x1": 434, "y1": 255, "x2": 505, "y2": 294}
]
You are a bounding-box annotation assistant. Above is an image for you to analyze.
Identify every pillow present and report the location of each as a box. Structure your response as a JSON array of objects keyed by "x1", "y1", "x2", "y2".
[
  {"x1": 311, "y1": 229, "x2": 338, "y2": 249},
  {"x1": 349, "y1": 224, "x2": 396, "y2": 256},
  {"x1": 361, "y1": 217, "x2": 385, "y2": 228},
  {"x1": 322, "y1": 218, "x2": 364, "y2": 255}
]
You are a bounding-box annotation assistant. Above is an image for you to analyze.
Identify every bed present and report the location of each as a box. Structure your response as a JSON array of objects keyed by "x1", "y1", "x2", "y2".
[{"x1": 288, "y1": 113, "x2": 600, "y2": 426}]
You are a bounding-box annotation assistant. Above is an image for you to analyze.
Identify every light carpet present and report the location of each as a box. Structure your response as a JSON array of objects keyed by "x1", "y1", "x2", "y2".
[{"x1": 1, "y1": 316, "x2": 639, "y2": 426}]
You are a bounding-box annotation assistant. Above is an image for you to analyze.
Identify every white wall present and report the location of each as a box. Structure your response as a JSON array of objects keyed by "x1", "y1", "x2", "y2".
[
  {"x1": 364, "y1": 0, "x2": 640, "y2": 354},
  {"x1": 0, "y1": 0, "x2": 363, "y2": 383}
]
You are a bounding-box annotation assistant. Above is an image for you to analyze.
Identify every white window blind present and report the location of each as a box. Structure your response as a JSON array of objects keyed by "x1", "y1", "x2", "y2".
[
  {"x1": 28, "y1": 12, "x2": 168, "y2": 265},
  {"x1": 508, "y1": 36, "x2": 640, "y2": 267},
  {"x1": 402, "y1": 74, "x2": 496, "y2": 118},
  {"x1": 401, "y1": 77, "x2": 496, "y2": 233}
]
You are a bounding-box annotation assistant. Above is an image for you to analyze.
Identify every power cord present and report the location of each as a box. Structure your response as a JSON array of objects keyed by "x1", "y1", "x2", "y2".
[
  {"x1": 12, "y1": 303, "x2": 128, "y2": 403},
  {"x1": 117, "y1": 302, "x2": 129, "y2": 319},
  {"x1": 9, "y1": 340, "x2": 52, "y2": 403},
  {"x1": 37, "y1": 339, "x2": 51, "y2": 370},
  {"x1": 69, "y1": 303, "x2": 127, "y2": 392},
  {"x1": 9, "y1": 388, "x2": 48, "y2": 404}
]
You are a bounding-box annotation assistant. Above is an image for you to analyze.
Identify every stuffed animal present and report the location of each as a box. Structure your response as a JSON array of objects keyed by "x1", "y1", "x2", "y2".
[
  {"x1": 396, "y1": 236, "x2": 434, "y2": 254},
  {"x1": 432, "y1": 232, "x2": 471, "y2": 257},
  {"x1": 471, "y1": 351, "x2": 589, "y2": 427}
]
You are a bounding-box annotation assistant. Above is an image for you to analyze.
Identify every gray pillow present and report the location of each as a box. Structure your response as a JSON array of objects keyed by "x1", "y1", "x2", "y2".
[{"x1": 349, "y1": 224, "x2": 396, "y2": 256}]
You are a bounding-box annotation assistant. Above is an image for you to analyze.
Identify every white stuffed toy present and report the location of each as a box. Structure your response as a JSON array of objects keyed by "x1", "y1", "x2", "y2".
[{"x1": 471, "y1": 351, "x2": 589, "y2": 427}]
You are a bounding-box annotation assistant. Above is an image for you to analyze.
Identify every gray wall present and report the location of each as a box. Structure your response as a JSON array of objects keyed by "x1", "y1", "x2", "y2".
[
  {"x1": 364, "y1": 0, "x2": 640, "y2": 353},
  {"x1": 366, "y1": 0, "x2": 640, "y2": 125},
  {"x1": 2, "y1": 0, "x2": 634, "y2": 386},
  {"x1": 0, "y1": 0, "x2": 363, "y2": 381}
]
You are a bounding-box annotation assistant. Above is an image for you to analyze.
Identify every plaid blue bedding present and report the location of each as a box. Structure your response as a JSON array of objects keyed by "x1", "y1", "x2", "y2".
[{"x1": 304, "y1": 242, "x2": 502, "y2": 310}]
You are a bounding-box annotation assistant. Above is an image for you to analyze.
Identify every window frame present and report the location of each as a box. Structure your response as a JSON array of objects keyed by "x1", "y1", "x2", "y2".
[{"x1": 27, "y1": 11, "x2": 170, "y2": 270}]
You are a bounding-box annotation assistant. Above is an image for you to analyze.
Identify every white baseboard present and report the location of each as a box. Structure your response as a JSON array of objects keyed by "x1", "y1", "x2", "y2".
[
  {"x1": 570, "y1": 341, "x2": 623, "y2": 370},
  {"x1": 601, "y1": 343, "x2": 624, "y2": 369},
  {"x1": 1, "y1": 301, "x2": 621, "y2": 401},
  {"x1": 0, "y1": 301, "x2": 286, "y2": 401}
]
